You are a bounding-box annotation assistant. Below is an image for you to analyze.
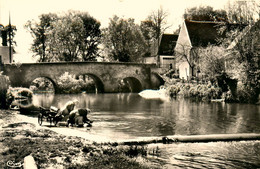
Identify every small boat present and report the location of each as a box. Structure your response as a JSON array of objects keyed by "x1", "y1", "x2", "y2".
[{"x1": 138, "y1": 87, "x2": 168, "y2": 100}]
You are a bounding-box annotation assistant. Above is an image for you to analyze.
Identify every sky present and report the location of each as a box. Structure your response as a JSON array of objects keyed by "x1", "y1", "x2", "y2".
[{"x1": 0, "y1": 0, "x2": 231, "y2": 63}]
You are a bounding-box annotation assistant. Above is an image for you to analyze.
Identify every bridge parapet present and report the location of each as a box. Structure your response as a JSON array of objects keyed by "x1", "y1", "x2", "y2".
[{"x1": 3, "y1": 61, "x2": 161, "y2": 93}]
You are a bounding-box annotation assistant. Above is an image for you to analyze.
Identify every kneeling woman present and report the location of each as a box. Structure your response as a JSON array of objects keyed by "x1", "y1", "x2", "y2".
[{"x1": 67, "y1": 108, "x2": 93, "y2": 127}]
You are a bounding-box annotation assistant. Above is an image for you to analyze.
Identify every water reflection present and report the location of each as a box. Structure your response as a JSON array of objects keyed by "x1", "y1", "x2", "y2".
[
  {"x1": 31, "y1": 93, "x2": 260, "y2": 140},
  {"x1": 30, "y1": 93, "x2": 260, "y2": 168}
]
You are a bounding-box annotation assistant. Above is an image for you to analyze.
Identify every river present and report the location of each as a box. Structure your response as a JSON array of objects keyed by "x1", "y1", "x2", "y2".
[{"x1": 31, "y1": 93, "x2": 260, "y2": 168}]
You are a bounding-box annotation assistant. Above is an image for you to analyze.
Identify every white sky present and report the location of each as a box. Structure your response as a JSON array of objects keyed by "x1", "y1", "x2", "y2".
[{"x1": 0, "y1": 0, "x2": 230, "y2": 63}]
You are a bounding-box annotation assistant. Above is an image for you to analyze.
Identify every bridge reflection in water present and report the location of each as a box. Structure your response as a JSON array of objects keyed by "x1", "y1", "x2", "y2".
[{"x1": 31, "y1": 93, "x2": 260, "y2": 168}]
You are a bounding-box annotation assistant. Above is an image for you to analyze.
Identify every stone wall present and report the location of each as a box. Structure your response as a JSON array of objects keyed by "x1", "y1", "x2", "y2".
[{"x1": 3, "y1": 62, "x2": 159, "y2": 93}]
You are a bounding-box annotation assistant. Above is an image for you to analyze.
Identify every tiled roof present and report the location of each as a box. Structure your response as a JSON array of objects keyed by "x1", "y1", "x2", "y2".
[
  {"x1": 185, "y1": 19, "x2": 247, "y2": 47},
  {"x1": 185, "y1": 20, "x2": 223, "y2": 47},
  {"x1": 158, "y1": 34, "x2": 178, "y2": 55}
]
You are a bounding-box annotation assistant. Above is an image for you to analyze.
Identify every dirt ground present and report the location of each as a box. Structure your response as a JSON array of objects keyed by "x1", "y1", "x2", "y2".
[{"x1": 0, "y1": 110, "x2": 161, "y2": 169}]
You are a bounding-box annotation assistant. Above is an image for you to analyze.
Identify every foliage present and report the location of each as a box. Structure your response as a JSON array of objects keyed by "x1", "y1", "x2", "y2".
[
  {"x1": 140, "y1": 20, "x2": 156, "y2": 57},
  {"x1": 25, "y1": 11, "x2": 101, "y2": 62},
  {"x1": 0, "y1": 24, "x2": 17, "y2": 51},
  {"x1": 197, "y1": 45, "x2": 226, "y2": 80},
  {"x1": 184, "y1": 6, "x2": 228, "y2": 22},
  {"x1": 25, "y1": 13, "x2": 58, "y2": 62},
  {"x1": 0, "y1": 74, "x2": 10, "y2": 108},
  {"x1": 219, "y1": 20, "x2": 260, "y2": 103},
  {"x1": 57, "y1": 72, "x2": 84, "y2": 93},
  {"x1": 57, "y1": 72, "x2": 95, "y2": 94},
  {"x1": 225, "y1": 0, "x2": 260, "y2": 24},
  {"x1": 77, "y1": 12, "x2": 101, "y2": 61},
  {"x1": 47, "y1": 12, "x2": 85, "y2": 61},
  {"x1": 166, "y1": 82, "x2": 222, "y2": 101},
  {"x1": 29, "y1": 77, "x2": 55, "y2": 93},
  {"x1": 102, "y1": 15, "x2": 147, "y2": 62}
]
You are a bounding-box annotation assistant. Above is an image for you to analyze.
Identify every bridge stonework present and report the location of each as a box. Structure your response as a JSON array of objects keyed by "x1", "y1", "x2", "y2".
[{"x1": 3, "y1": 62, "x2": 161, "y2": 93}]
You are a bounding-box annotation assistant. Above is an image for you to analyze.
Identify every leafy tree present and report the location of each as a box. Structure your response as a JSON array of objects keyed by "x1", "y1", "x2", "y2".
[
  {"x1": 140, "y1": 20, "x2": 155, "y2": 57},
  {"x1": 184, "y1": 6, "x2": 228, "y2": 22},
  {"x1": 77, "y1": 12, "x2": 101, "y2": 61},
  {"x1": 25, "y1": 13, "x2": 58, "y2": 62},
  {"x1": 226, "y1": 21, "x2": 260, "y2": 102},
  {"x1": 197, "y1": 45, "x2": 226, "y2": 79},
  {"x1": 219, "y1": 0, "x2": 260, "y2": 102},
  {"x1": 225, "y1": 0, "x2": 260, "y2": 24},
  {"x1": 25, "y1": 11, "x2": 101, "y2": 62},
  {"x1": 47, "y1": 12, "x2": 85, "y2": 61},
  {"x1": 102, "y1": 15, "x2": 147, "y2": 62}
]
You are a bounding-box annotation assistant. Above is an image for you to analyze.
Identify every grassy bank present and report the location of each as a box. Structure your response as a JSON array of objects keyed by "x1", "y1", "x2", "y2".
[{"x1": 0, "y1": 110, "x2": 160, "y2": 169}]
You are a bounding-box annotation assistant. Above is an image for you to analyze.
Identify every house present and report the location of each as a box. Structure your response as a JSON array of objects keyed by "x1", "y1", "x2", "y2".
[
  {"x1": 143, "y1": 34, "x2": 178, "y2": 69},
  {"x1": 157, "y1": 34, "x2": 178, "y2": 69},
  {"x1": 174, "y1": 19, "x2": 225, "y2": 80}
]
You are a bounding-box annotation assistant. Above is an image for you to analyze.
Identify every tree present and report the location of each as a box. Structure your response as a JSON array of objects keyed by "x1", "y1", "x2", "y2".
[
  {"x1": 197, "y1": 45, "x2": 226, "y2": 79},
  {"x1": 142, "y1": 7, "x2": 171, "y2": 65},
  {"x1": 226, "y1": 0, "x2": 260, "y2": 24},
  {"x1": 220, "y1": 0, "x2": 260, "y2": 102},
  {"x1": 25, "y1": 11, "x2": 101, "y2": 62},
  {"x1": 77, "y1": 12, "x2": 101, "y2": 61},
  {"x1": 175, "y1": 43, "x2": 199, "y2": 78},
  {"x1": 102, "y1": 15, "x2": 147, "y2": 62},
  {"x1": 140, "y1": 20, "x2": 155, "y2": 57},
  {"x1": 47, "y1": 12, "x2": 85, "y2": 61},
  {"x1": 25, "y1": 13, "x2": 58, "y2": 62},
  {"x1": 226, "y1": 21, "x2": 260, "y2": 102},
  {"x1": 184, "y1": 6, "x2": 228, "y2": 22}
]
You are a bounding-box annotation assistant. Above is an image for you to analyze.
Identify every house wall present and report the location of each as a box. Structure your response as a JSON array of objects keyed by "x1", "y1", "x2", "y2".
[
  {"x1": 175, "y1": 21, "x2": 192, "y2": 80},
  {"x1": 160, "y1": 55, "x2": 175, "y2": 69},
  {"x1": 178, "y1": 61, "x2": 190, "y2": 80}
]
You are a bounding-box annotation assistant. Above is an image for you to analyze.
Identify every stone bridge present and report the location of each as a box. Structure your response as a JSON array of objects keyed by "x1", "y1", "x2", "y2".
[{"x1": 2, "y1": 61, "x2": 164, "y2": 93}]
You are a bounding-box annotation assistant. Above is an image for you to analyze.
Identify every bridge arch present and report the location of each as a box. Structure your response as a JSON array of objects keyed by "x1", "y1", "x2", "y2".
[
  {"x1": 76, "y1": 73, "x2": 104, "y2": 93},
  {"x1": 3, "y1": 62, "x2": 154, "y2": 93},
  {"x1": 29, "y1": 76, "x2": 57, "y2": 93},
  {"x1": 150, "y1": 73, "x2": 165, "y2": 89},
  {"x1": 121, "y1": 77, "x2": 142, "y2": 93}
]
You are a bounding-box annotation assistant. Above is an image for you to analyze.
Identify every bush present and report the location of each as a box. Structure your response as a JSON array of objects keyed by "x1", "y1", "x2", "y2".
[
  {"x1": 166, "y1": 82, "x2": 222, "y2": 101},
  {"x1": 236, "y1": 82, "x2": 257, "y2": 103},
  {"x1": 167, "y1": 85, "x2": 180, "y2": 97},
  {"x1": 0, "y1": 74, "x2": 10, "y2": 108},
  {"x1": 57, "y1": 72, "x2": 95, "y2": 94}
]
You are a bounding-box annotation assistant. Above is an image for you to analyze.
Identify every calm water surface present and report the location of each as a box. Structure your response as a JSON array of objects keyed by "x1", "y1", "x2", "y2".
[
  {"x1": 32, "y1": 93, "x2": 260, "y2": 168},
  {"x1": 32, "y1": 93, "x2": 260, "y2": 139}
]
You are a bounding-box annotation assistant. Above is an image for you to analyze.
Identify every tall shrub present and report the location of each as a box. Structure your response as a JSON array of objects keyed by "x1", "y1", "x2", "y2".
[{"x1": 0, "y1": 74, "x2": 10, "y2": 108}]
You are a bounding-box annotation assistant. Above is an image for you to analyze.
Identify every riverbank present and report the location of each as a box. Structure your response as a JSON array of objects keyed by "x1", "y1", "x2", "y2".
[
  {"x1": 0, "y1": 110, "x2": 160, "y2": 168},
  {"x1": 163, "y1": 78, "x2": 260, "y2": 104}
]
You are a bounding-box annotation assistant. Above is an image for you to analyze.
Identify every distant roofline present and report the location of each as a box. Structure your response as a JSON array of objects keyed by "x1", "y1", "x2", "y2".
[{"x1": 185, "y1": 19, "x2": 225, "y2": 24}]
